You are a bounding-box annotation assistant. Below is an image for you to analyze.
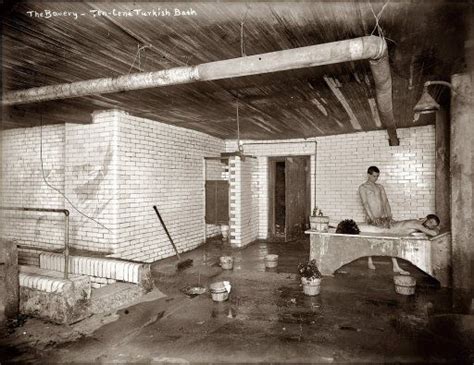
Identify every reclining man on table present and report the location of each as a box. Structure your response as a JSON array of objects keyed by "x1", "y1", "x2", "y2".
[
  {"x1": 357, "y1": 214, "x2": 440, "y2": 237},
  {"x1": 335, "y1": 214, "x2": 441, "y2": 276}
]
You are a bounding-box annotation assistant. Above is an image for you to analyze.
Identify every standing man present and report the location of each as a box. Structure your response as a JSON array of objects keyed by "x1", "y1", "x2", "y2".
[{"x1": 359, "y1": 166, "x2": 409, "y2": 275}]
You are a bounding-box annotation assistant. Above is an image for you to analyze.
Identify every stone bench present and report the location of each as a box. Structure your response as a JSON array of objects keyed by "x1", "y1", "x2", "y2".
[
  {"x1": 19, "y1": 265, "x2": 91, "y2": 324},
  {"x1": 307, "y1": 230, "x2": 451, "y2": 287}
]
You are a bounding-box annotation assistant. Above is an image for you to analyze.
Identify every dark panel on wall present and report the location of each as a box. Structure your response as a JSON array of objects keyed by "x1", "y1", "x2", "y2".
[{"x1": 205, "y1": 180, "x2": 229, "y2": 224}]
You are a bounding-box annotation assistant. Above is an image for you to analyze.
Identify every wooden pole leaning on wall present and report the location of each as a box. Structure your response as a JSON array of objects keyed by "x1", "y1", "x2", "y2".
[{"x1": 1, "y1": 240, "x2": 19, "y2": 318}]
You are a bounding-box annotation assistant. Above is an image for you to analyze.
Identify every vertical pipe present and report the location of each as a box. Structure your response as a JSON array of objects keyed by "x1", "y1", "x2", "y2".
[
  {"x1": 435, "y1": 107, "x2": 450, "y2": 232},
  {"x1": 313, "y1": 141, "x2": 318, "y2": 212},
  {"x1": 369, "y1": 52, "x2": 399, "y2": 146},
  {"x1": 64, "y1": 213, "x2": 69, "y2": 279}
]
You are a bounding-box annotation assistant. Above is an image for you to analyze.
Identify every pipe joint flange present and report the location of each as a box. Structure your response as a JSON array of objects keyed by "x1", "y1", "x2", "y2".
[{"x1": 366, "y1": 35, "x2": 388, "y2": 61}]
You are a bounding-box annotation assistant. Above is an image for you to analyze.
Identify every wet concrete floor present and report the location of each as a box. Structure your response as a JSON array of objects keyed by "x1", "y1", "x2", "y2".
[{"x1": 1, "y1": 237, "x2": 473, "y2": 363}]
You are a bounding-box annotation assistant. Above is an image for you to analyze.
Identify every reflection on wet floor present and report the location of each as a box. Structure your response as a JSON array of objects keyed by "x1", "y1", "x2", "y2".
[
  {"x1": 181, "y1": 236, "x2": 473, "y2": 318},
  {"x1": 11, "y1": 235, "x2": 471, "y2": 364},
  {"x1": 199, "y1": 237, "x2": 310, "y2": 274}
]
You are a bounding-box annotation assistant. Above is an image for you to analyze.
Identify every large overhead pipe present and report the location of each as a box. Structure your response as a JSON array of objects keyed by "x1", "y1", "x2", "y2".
[
  {"x1": 2, "y1": 35, "x2": 398, "y2": 145},
  {"x1": 369, "y1": 51, "x2": 399, "y2": 146}
]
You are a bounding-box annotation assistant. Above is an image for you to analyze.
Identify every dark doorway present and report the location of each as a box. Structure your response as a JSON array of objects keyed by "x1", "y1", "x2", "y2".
[
  {"x1": 275, "y1": 161, "x2": 286, "y2": 238},
  {"x1": 269, "y1": 156, "x2": 311, "y2": 241}
]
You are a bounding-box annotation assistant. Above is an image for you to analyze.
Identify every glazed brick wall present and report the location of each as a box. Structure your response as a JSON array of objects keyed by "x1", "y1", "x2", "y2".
[
  {"x1": 245, "y1": 158, "x2": 260, "y2": 245},
  {"x1": 18, "y1": 247, "x2": 41, "y2": 267},
  {"x1": 1, "y1": 125, "x2": 66, "y2": 249},
  {"x1": 1, "y1": 110, "x2": 224, "y2": 262},
  {"x1": 315, "y1": 126, "x2": 435, "y2": 223},
  {"x1": 64, "y1": 111, "x2": 120, "y2": 253},
  {"x1": 205, "y1": 159, "x2": 227, "y2": 180},
  {"x1": 225, "y1": 125, "x2": 435, "y2": 236},
  {"x1": 1, "y1": 114, "x2": 119, "y2": 253},
  {"x1": 206, "y1": 224, "x2": 221, "y2": 239},
  {"x1": 113, "y1": 112, "x2": 225, "y2": 262},
  {"x1": 228, "y1": 156, "x2": 259, "y2": 247},
  {"x1": 239, "y1": 157, "x2": 259, "y2": 246},
  {"x1": 2, "y1": 117, "x2": 434, "y2": 258}
]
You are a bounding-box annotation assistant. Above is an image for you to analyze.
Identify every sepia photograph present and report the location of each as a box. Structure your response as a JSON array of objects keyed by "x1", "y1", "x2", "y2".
[{"x1": 0, "y1": 0, "x2": 473, "y2": 363}]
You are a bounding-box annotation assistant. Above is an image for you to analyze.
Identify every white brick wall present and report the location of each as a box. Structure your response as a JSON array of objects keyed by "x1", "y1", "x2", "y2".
[
  {"x1": 0, "y1": 115, "x2": 119, "y2": 254},
  {"x1": 64, "y1": 111, "x2": 120, "y2": 253},
  {"x1": 1, "y1": 110, "x2": 225, "y2": 262},
  {"x1": 315, "y1": 126, "x2": 435, "y2": 223},
  {"x1": 1, "y1": 125, "x2": 66, "y2": 249},
  {"x1": 113, "y1": 112, "x2": 225, "y2": 262},
  {"x1": 205, "y1": 159, "x2": 228, "y2": 180},
  {"x1": 206, "y1": 224, "x2": 221, "y2": 238},
  {"x1": 225, "y1": 125, "x2": 436, "y2": 236},
  {"x1": 2, "y1": 117, "x2": 435, "y2": 257},
  {"x1": 246, "y1": 158, "x2": 260, "y2": 244},
  {"x1": 256, "y1": 157, "x2": 269, "y2": 238}
]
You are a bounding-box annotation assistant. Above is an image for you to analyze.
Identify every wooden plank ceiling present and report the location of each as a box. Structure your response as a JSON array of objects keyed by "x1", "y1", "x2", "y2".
[{"x1": 1, "y1": 1, "x2": 467, "y2": 139}]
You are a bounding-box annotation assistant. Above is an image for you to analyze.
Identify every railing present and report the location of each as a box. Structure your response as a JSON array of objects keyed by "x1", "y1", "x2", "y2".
[{"x1": 0, "y1": 207, "x2": 70, "y2": 279}]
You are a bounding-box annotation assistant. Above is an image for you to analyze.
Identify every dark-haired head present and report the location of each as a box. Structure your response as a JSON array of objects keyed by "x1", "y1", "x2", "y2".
[
  {"x1": 367, "y1": 166, "x2": 380, "y2": 175},
  {"x1": 426, "y1": 214, "x2": 440, "y2": 225},
  {"x1": 336, "y1": 219, "x2": 360, "y2": 235},
  {"x1": 423, "y1": 214, "x2": 440, "y2": 230}
]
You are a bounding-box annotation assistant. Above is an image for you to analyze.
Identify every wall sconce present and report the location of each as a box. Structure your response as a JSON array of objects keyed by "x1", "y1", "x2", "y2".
[{"x1": 413, "y1": 81, "x2": 454, "y2": 114}]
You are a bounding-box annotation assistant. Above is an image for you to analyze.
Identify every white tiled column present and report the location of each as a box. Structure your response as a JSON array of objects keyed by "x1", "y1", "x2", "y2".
[{"x1": 228, "y1": 156, "x2": 241, "y2": 246}]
